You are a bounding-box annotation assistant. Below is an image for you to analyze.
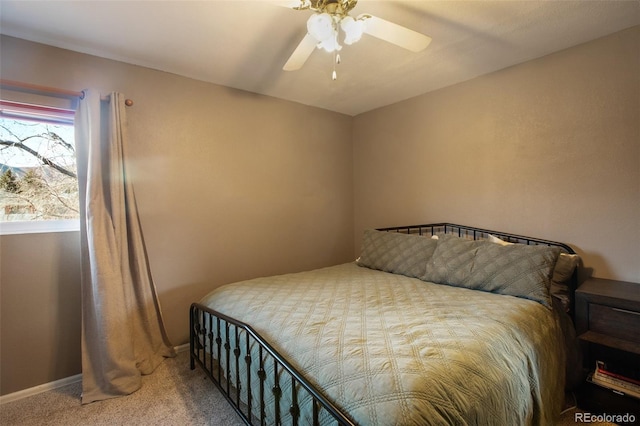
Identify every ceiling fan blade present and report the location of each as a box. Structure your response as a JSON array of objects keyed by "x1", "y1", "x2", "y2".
[
  {"x1": 283, "y1": 33, "x2": 317, "y2": 71},
  {"x1": 360, "y1": 15, "x2": 431, "y2": 52}
]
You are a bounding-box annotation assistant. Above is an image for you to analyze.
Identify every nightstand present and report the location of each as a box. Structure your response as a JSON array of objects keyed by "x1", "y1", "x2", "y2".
[{"x1": 575, "y1": 277, "x2": 640, "y2": 417}]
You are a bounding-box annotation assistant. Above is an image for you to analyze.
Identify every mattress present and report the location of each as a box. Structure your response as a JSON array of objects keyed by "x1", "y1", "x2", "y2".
[{"x1": 199, "y1": 262, "x2": 567, "y2": 425}]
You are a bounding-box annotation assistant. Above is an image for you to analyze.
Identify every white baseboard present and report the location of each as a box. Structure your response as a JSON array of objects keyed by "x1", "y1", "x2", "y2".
[
  {"x1": 174, "y1": 342, "x2": 189, "y2": 353},
  {"x1": 0, "y1": 373, "x2": 82, "y2": 405},
  {"x1": 1, "y1": 343, "x2": 190, "y2": 405}
]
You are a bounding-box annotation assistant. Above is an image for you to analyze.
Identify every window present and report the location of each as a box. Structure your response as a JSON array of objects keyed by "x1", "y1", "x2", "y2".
[{"x1": 0, "y1": 100, "x2": 79, "y2": 234}]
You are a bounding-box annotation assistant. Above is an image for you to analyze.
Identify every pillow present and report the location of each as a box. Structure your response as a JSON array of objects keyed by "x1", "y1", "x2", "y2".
[
  {"x1": 551, "y1": 253, "x2": 580, "y2": 311},
  {"x1": 357, "y1": 229, "x2": 438, "y2": 279},
  {"x1": 488, "y1": 233, "x2": 511, "y2": 245},
  {"x1": 488, "y1": 234, "x2": 579, "y2": 311},
  {"x1": 423, "y1": 235, "x2": 561, "y2": 307}
]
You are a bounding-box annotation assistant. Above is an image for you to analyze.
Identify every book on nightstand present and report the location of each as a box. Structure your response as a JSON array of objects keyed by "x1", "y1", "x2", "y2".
[{"x1": 588, "y1": 361, "x2": 640, "y2": 400}]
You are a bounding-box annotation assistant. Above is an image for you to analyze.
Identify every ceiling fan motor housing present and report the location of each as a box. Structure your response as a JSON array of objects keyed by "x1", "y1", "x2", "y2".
[{"x1": 306, "y1": 0, "x2": 358, "y2": 17}]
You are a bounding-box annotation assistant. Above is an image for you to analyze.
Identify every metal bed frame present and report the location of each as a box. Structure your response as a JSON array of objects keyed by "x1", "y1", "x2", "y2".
[{"x1": 190, "y1": 223, "x2": 577, "y2": 425}]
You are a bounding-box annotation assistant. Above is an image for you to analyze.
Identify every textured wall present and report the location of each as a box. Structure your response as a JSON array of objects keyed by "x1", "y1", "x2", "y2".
[
  {"x1": 0, "y1": 35, "x2": 354, "y2": 395},
  {"x1": 0, "y1": 232, "x2": 82, "y2": 395},
  {"x1": 353, "y1": 26, "x2": 640, "y2": 283}
]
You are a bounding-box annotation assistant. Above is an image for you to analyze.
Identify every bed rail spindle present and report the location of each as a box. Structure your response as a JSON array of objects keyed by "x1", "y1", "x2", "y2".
[
  {"x1": 199, "y1": 310, "x2": 206, "y2": 367},
  {"x1": 225, "y1": 322, "x2": 231, "y2": 395},
  {"x1": 208, "y1": 314, "x2": 214, "y2": 375},
  {"x1": 216, "y1": 318, "x2": 222, "y2": 382},
  {"x1": 258, "y1": 346, "x2": 266, "y2": 425},
  {"x1": 273, "y1": 361, "x2": 282, "y2": 425},
  {"x1": 234, "y1": 327, "x2": 241, "y2": 405},
  {"x1": 244, "y1": 332, "x2": 253, "y2": 422},
  {"x1": 313, "y1": 400, "x2": 319, "y2": 426},
  {"x1": 290, "y1": 376, "x2": 300, "y2": 426}
]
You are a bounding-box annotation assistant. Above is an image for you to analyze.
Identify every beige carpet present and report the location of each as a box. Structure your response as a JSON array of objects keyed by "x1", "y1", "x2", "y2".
[
  {"x1": 0, "y1": 350, "x2": 619, "y2": 425},
  {"x1": 1, "y1": 350, "x2": 244, "y2": 426}
]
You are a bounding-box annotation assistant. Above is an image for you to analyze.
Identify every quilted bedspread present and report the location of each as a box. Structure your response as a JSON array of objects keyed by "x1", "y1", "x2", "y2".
[{"x1": 200, "y1": 262, "x2": 566, "y2": 425}]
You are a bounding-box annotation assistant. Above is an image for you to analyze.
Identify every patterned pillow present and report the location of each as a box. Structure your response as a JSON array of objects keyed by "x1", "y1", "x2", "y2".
[
  {"x1": 357, "y1": 229, "x2": 438, "y2": 279},
  {"x1": 488, "y1": 234, "x2": 579, "y2": 311},
  {"x1": 423, "y1": 235, "x2": 560, "y2": 307}
]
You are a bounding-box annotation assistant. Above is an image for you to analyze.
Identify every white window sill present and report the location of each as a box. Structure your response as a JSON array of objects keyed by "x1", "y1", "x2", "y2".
[{"x1": 0, "y1": 219, "x2": 80, "y2": 235}]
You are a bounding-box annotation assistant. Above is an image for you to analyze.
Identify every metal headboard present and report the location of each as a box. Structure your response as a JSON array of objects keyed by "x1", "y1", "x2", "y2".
[{"x1": 376, "y1": 222, "x2": 578, "y2": 316}]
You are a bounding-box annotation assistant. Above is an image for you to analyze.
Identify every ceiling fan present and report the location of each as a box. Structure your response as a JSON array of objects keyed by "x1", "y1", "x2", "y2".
[{"x1": 282, "y1": 0, "x2": 432, "y2": 79}]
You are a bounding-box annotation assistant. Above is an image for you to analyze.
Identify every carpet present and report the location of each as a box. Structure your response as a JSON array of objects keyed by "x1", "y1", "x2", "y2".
[{"x1": 1, "y1": 350, "x2": 244, "y2": 426}]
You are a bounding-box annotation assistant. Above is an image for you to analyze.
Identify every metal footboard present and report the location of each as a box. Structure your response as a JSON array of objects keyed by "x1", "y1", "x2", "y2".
[{"x1": 190, "y1": 303, "x2": 355, "y2": 426}]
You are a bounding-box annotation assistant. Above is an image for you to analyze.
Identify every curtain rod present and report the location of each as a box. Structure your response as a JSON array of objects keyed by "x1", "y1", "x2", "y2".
[{"x1": 0, "y1": 79, "x2": 134, "y2": 106}]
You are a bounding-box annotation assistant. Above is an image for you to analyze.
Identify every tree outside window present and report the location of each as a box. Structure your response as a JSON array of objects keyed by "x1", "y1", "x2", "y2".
[{"x1": 0, "y1": 111, "x2": 78, "y2": 222}]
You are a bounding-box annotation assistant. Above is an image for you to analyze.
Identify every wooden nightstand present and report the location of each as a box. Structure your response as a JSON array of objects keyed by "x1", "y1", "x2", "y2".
[{"x1": 575, "y1": 277, "x2": 640, "y2": 417}]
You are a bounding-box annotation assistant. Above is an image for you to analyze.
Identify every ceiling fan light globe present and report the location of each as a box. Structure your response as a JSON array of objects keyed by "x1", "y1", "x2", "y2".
[
  {"x1": 318, "y1": 37, "x2": 342, "y2": 53},
  {"x1": 340, "y1": 16, "x2": 364, "y2": 45},
  {"x1": 307, "y1": 13, "x2": 334, "y2": 42}
]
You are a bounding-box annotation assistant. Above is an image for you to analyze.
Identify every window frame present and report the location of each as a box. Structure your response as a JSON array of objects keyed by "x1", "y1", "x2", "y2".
[
  {"x1": 0, "y1": 219, "x2": 79, "y2": 235},
  {"x1": 0, "y1": 100, "x2": 79, "y2": 235}
]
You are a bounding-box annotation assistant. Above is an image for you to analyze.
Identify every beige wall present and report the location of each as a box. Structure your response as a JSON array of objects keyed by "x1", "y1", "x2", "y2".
[
  {"x1": 353, "y1": 26, "x2": 640, "y2": 283},
  {"x1": 1, "y1": 25, "x2": 639, "y2": 396},
  {"x1": 0, "y1": 35, "x2": 354, "y2": 395},
  {"x1": 0, "y1": 232, "x2": 82, "y2": 395}
]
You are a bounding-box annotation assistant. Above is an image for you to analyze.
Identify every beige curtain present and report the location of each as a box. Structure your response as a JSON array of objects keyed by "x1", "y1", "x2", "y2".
[{"x1": 75, "y1": 90, "x2": 175, "y2": 404}]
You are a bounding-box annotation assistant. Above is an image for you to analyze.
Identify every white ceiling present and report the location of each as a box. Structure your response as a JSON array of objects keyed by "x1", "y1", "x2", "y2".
[{"x1": 1, "y1": 0, "x2": 638, "y2": 116}]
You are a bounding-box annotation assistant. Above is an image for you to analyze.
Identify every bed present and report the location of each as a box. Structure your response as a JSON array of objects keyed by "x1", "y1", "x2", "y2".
[{"x1": 190, "y1": 223, "x2": 581, "y2": 425}]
